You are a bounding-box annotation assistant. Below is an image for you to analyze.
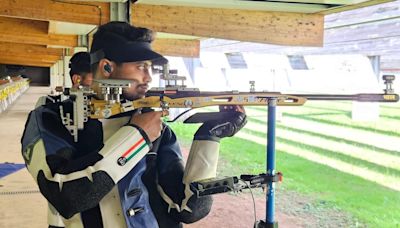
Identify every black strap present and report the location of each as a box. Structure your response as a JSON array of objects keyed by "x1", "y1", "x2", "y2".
[{"x1": 81, "y1": 205, "x2": 104, "y2": 228}]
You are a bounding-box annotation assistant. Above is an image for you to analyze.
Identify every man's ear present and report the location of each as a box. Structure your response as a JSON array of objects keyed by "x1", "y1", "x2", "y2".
[
  {"x1": 72, "y1": 74, "x2": 81, "y2": 86},
  {"x1": 99, "y1": 59, "x2": 113, "y2": 78}
]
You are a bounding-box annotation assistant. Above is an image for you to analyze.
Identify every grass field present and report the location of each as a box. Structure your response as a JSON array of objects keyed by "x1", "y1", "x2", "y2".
[{"x1": 168, "y1": 101, "x2": 400, "y2": 227}]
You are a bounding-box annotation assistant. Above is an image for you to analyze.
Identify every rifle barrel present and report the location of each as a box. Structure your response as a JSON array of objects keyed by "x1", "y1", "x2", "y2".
[
  {"x1": 147, "y1": 89, "x2": 399, "y2": 103},
  {"x1": 294, "y1": 93, "x2": 399, "y2": 102}
]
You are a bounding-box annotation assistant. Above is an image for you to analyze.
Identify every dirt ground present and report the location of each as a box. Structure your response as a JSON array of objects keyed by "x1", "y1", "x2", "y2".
[
  {"x1": 0, "y1": 87, "x2": 358, "y2": 228},
  {"x1": 184, "y1": 190, "x2": 358, "y2": 228},
  {"x1": 184, "y1": 191, "x2": 301, "y2": 228}
]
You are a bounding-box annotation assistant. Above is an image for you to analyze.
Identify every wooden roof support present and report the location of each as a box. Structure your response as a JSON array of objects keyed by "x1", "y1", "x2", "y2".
[
  {"x1": 131, "y1": 4, "x2": 324, "y2": 46},
  {"x1": 0, "y1": 17, "x2": 77, "y2": 47},
  {"x1": 0, "y1": 57, "x2": 54, "y2": 67},
  {"x1": 0, "y1": 30, "x2": 78, "y2": 47},
  {"x1": 0, "y1": 42, "x2": 63, "y2": 56},
  {"x1": 152, "y1": 39, "x2": 200, "y2": 57},
  {"x1": 4, "y1": 53, "x2": 61, "y2": 63},
  {"x1": 0, "y1": 0, "x2": 110, "y2": 25}
]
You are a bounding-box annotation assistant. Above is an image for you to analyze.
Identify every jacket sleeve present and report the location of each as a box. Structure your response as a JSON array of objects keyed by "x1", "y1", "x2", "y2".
[
  {"x1": 155, "y1": 126, "x2": 213, "y2": 224},
  {"x1": 21, "y1": 106, "x2": 151, "y2": 219}
]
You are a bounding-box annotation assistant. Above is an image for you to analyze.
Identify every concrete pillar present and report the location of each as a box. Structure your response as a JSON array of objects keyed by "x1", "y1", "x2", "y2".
[
  {"x1": 73, "y1": 47, "x2": 88, "y2": 53},
  {"x1": 78, "y1": 35, "x2": 89, "y2": 49},
  {"x1": 57, "y1": 59, "x2": 65, "y2": 86},
  {"x1": 110, "y1": 2, "x2": 129, "y2": 22},
  {"x1": 368, "y1": 55, "x2": 381, "y2": 82},
  {"x1": 64, "y1": 56, "x2": 72, "y2": 88},
  {"x1": 50, "y1": 63, "x2": 55, "y2": 88},
  {"x1": 44, "y1": 61, "x2": 65, "y2": 89}
]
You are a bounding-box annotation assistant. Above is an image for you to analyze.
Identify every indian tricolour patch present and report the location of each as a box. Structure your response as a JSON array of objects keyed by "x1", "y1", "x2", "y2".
[{"x1": 117, "y1": 138, "x2": 147, "y2": 166}]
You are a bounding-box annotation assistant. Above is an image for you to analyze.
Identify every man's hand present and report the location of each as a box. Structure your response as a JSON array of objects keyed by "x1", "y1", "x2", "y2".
[
  {"x1": 195, "y1": 105, "x2": 247, "y2": 139},
  {"x1": 130, "y1": 110, "x2": 168, "y2": 142}
]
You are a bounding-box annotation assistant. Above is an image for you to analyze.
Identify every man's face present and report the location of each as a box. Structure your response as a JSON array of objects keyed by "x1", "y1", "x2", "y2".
[{"x1": 110, "y1": 61, "x2": 152, "y2": 101}]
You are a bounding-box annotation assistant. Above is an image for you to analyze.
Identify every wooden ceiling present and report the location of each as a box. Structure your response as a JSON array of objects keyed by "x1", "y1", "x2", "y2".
[{"x1": 0, "y1": 0, "x2": 393, "y2": 67}]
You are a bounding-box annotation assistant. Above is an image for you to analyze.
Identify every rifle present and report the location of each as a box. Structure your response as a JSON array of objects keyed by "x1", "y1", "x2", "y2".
[
  {"x1": 62, "y1": 68, "x2": 398, "y2": 142},
  {"x1": 89, "y1": 74, "x2": 398, "y2": 119}
]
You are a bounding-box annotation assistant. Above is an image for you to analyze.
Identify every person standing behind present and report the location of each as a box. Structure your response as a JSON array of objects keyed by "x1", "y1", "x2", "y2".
[
  {"x1": 35, "y1": 52, "x2": 93, "y2": 107},
  {"x1": 46, "y1": 51, "x2": 94, "y2": 227},
  {"x1": 69, "y1": 51, "x2": 93, "y2": 88}
]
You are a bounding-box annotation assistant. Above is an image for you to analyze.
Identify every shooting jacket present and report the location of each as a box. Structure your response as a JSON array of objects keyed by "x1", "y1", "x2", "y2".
[{"x1": 21, "y1": 101, "x2": 211, "y2": 228}]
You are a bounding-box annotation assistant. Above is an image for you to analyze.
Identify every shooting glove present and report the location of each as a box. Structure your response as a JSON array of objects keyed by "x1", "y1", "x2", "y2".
[{"x1": 195, "y1": 111, "x2": 247, "y2": 140}]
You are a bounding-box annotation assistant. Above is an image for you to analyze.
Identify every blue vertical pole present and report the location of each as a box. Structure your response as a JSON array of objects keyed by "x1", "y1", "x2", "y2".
[{"x1": 266, "y1": 98, "x2": 277, "y2": 225}]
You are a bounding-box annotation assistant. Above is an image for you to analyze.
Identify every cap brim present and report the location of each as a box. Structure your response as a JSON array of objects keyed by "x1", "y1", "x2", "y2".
[
  {"x1": 139, "y1": 48, "x2": 168, "y2": 65},
  {"x1": 98, "y1": 41, "x2": 168, "y2": 65}
]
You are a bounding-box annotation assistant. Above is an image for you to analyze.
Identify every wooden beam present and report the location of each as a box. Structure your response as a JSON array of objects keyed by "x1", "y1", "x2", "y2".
[
  {"x1": 4, "y1": 53, "x2": 61, "y2": 63},
  {"x1": 0, "y1": 57, "x2": 54, "y2": 67},
  {"x1": 152, "y1": 39, "x2": 200, "y2": 57},
  {"x1": 0, "y1": 0, "x2": 110, "y2": 25},
  {"x1": 0, "y1": 32, "x2": 77, "y2": 47},
  {"x1": 0, "y1": 17, "x2": 77, "y2": 47},
  {"x1": 48, "y1": 21, "x2": 57, "y2": 34},
  {"x1": 131, "y1": 4, "x2": 324, "y2": 46},
  {"x1": 0, "y1": 42, "x2": 63, "y2": 56},
  {"x1": 3, "y1": 53, "x2": 61, "y2": 63}
]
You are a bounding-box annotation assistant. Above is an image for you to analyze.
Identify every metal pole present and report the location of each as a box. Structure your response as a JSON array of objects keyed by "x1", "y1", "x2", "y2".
[{"x1": 266, "y1": 98, "x2": 277, "y2": 225}]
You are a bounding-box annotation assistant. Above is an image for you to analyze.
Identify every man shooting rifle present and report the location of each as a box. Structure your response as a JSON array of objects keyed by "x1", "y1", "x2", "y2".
[{"x1": 21, "y1": 21, "x2": 247, "y2": 228}]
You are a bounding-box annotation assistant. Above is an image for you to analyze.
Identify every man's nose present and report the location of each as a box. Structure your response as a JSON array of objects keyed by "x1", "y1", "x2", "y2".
[{"x1": 144, "y1": 70, "x2": 152, "y2": 83}]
